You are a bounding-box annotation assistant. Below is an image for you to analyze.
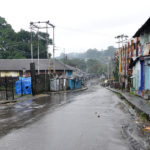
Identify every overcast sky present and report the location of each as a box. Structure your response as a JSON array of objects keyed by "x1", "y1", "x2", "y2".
[{"x1": 0, "y1": 0, "x2": 150, "y2": 56}]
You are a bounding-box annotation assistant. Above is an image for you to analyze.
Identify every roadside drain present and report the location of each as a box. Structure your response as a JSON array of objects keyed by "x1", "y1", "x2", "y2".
[{"x1": 121, "y1": 124, "x2": 146, "y2": 150}]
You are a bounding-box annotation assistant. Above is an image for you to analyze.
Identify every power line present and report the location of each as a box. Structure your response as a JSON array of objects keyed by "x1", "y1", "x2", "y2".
[{"x1": 30, "y1": 21, "x2": 55, "y2": 74}]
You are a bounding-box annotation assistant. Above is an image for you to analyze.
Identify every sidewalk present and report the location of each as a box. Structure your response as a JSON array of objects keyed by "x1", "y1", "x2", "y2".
[{"x1": 107, "y1": 87, "x2": 150, "y2": 116}]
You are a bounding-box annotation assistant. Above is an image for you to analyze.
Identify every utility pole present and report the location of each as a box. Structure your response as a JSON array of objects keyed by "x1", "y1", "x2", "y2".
[
  {"x1": 37, "y1": 27, "x2": 40, "y2": 74},
  {"x1": 115, "y1": 35, "x2": 122, "y2": 82},
  {"x1": 30, "y1": 21, "x2": 55, "y2": 75},
  {"x1": 107, "y1": 62, "x2": 109, "y2": 79},
  {"x1": 46, "y1": 22, "x2": 49, "y2": 59},
  {"x1": 63, "y1": 48, "x2": 66, "y2": 75},
  {"x1": 115, "y1": 34, "x2": 128, "y2": 88},
  {"x1": 30, "y1": 25, "x2": 33, "y2": 62},
  {"x1": 115, "y1": 34, "x2": 128, "y2": 48},
  {"x1": 53, "y1": 26, "x2": 55, "y2": 73}
]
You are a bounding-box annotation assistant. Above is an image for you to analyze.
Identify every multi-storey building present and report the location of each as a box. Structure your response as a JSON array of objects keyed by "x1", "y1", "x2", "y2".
[{"x1": 115, "y1": 17, "x2": 150, "y2": 97}]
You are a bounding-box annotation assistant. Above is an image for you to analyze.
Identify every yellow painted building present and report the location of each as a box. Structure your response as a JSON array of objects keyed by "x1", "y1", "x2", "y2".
[{"x1": 0, "y1": 71, "x2": 20, "y2": 77}]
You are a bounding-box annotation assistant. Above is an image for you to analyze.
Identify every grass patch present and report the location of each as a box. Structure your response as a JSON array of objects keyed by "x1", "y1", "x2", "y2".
[
  {"x1": 130, "y1": 91, "x2": 136, "y2": 96},
  {"x1": 140, "y1": 112, "x2": 149, "y2": 121},
  {"x1": 147, "y1": 100, "x2": 150, "y2": 106},
  {"x1": 125, "y1": 100, "x2": 130, "y2": 105},
  {"x1": 116, "y1": 92, "x2": 125, "y2": 99},
  {"x1": 117, "y1": 93, "x2": 122, "y2": 97},
  {"x1": 116, "y1": 92, "x2": 133, "y2": 107}
]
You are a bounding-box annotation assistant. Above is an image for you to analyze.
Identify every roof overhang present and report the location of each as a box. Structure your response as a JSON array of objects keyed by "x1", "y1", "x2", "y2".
[{"x1": 133, "y1": 17, "x2": 150, "y2": 38}]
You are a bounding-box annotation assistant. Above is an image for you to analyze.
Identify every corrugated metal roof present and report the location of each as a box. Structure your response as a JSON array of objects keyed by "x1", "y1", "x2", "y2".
[
  {"x1": 0, "y1": 59, "x2": 73, "y2": 71},
  {"x1": 133, "y1": 17, "x2": 150, "y2": 38}
]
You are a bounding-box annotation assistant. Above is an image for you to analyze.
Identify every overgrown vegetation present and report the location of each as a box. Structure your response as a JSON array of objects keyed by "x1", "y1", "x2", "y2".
[
  {"x1": 130, "y1": 91, "x2": 137, "y2": 96},
  {"x1": 125, "y1": 100, "x2": 130, "y2": 105},
  {"x1": 140, "y1": 112, "x2": 149, "y2": 121},
  {"x1": 147, "y1": 100, "x2": 150, "y2": 106},
  {"x1": 117, "y1": 93, "x2": 122, "y2": 98}
]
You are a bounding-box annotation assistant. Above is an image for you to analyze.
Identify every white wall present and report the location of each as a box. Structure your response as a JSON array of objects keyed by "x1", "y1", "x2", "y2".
[{"x1": 133, "y1": 61, "x2": 141, "y2": 91}]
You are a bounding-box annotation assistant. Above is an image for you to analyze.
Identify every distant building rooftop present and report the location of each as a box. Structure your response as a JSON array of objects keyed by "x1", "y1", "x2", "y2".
[{"x1": 0, "y1": 59, "x2": 73, "y2": 71}]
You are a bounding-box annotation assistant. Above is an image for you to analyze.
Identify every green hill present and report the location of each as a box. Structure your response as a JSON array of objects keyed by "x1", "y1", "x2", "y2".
[
  {"x1": 59, "y1": 46, "x2": 116, "y2": 74},
  {"x1": 59, "y1": 46, "x2": 116, "y2": 63}
]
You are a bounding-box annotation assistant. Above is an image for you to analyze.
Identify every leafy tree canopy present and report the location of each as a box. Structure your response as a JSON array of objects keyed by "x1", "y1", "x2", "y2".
[{"x1": 0, "y1": 16, "x2": 50, "y2": 59}]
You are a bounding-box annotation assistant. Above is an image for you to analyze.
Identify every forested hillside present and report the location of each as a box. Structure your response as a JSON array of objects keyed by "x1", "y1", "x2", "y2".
[
  {"x1": 59, "y1": 46, "x2": 116, "y2": 63},
  {"x1": 59, "y1": 46, "x2": 116, "y2": 74}
]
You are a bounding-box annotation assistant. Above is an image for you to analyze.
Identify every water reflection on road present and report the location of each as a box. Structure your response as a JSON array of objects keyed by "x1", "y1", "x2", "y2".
[
  {"x1": 0, "y1": 81, "x2": 149, "y2": 150},
  {"x1": 0, "y1": 91, "x2": 77, "y2": 138}
]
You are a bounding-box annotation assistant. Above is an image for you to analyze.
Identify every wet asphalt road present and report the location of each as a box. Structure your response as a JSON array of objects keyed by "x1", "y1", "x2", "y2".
[{"x1": 0, "y1": 80, "x2": 149, "y2": 150}]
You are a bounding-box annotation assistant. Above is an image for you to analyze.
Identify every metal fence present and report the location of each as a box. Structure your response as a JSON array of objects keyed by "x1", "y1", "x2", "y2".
[
  {"x1": 50, "y1": 78, "x2": 68, "y2": 92},
  {"x1": 0, "y1": 77, "x2": 18, "y2": 100}
]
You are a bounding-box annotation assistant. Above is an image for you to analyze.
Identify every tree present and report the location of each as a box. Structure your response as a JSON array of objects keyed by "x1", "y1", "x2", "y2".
[
  {"x1": 113, "y1": 56, "x2": 119, "y2": 81},
  {"x1": 0, "y1": 16, "x2": 50, "y2": 59}
]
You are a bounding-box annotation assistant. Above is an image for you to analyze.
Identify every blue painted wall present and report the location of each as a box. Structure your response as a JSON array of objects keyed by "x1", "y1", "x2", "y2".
[
  {"x1": 144, "y1": 65, "x2": 150, "y2": 90},
  {"x1": 139, "y1": 60, "x2": 144, "y2": 92},
  {"x1": 68, "y1": 79, "x2": 75, "y2": 90},
  {"x1": 66, "y1": 71, "x2": 72, "y2": 78},
  {"x1": 75, "y1": 80, "x2": 81, "y2": 89},
  {"x1": 144, "y1": 59, "x2": 150, "y2": 90},
  {"x1": 68, "y1": 79, "x2": 81, "y2": 90}
]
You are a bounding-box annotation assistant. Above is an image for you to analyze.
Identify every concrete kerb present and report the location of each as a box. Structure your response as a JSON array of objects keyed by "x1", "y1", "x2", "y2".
[
  {"x1": 106, "y1": 87, "x2": 150, "y2": 117},
  {"x1": 0, "y1": 94, "x2": 48, "y2": 105},
  {"x1": 0, "y1": 87, "x2": 88, "y2": 105},
  {"x1": 46, "y1": 86, "x2": 88, "y2": 94}
]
